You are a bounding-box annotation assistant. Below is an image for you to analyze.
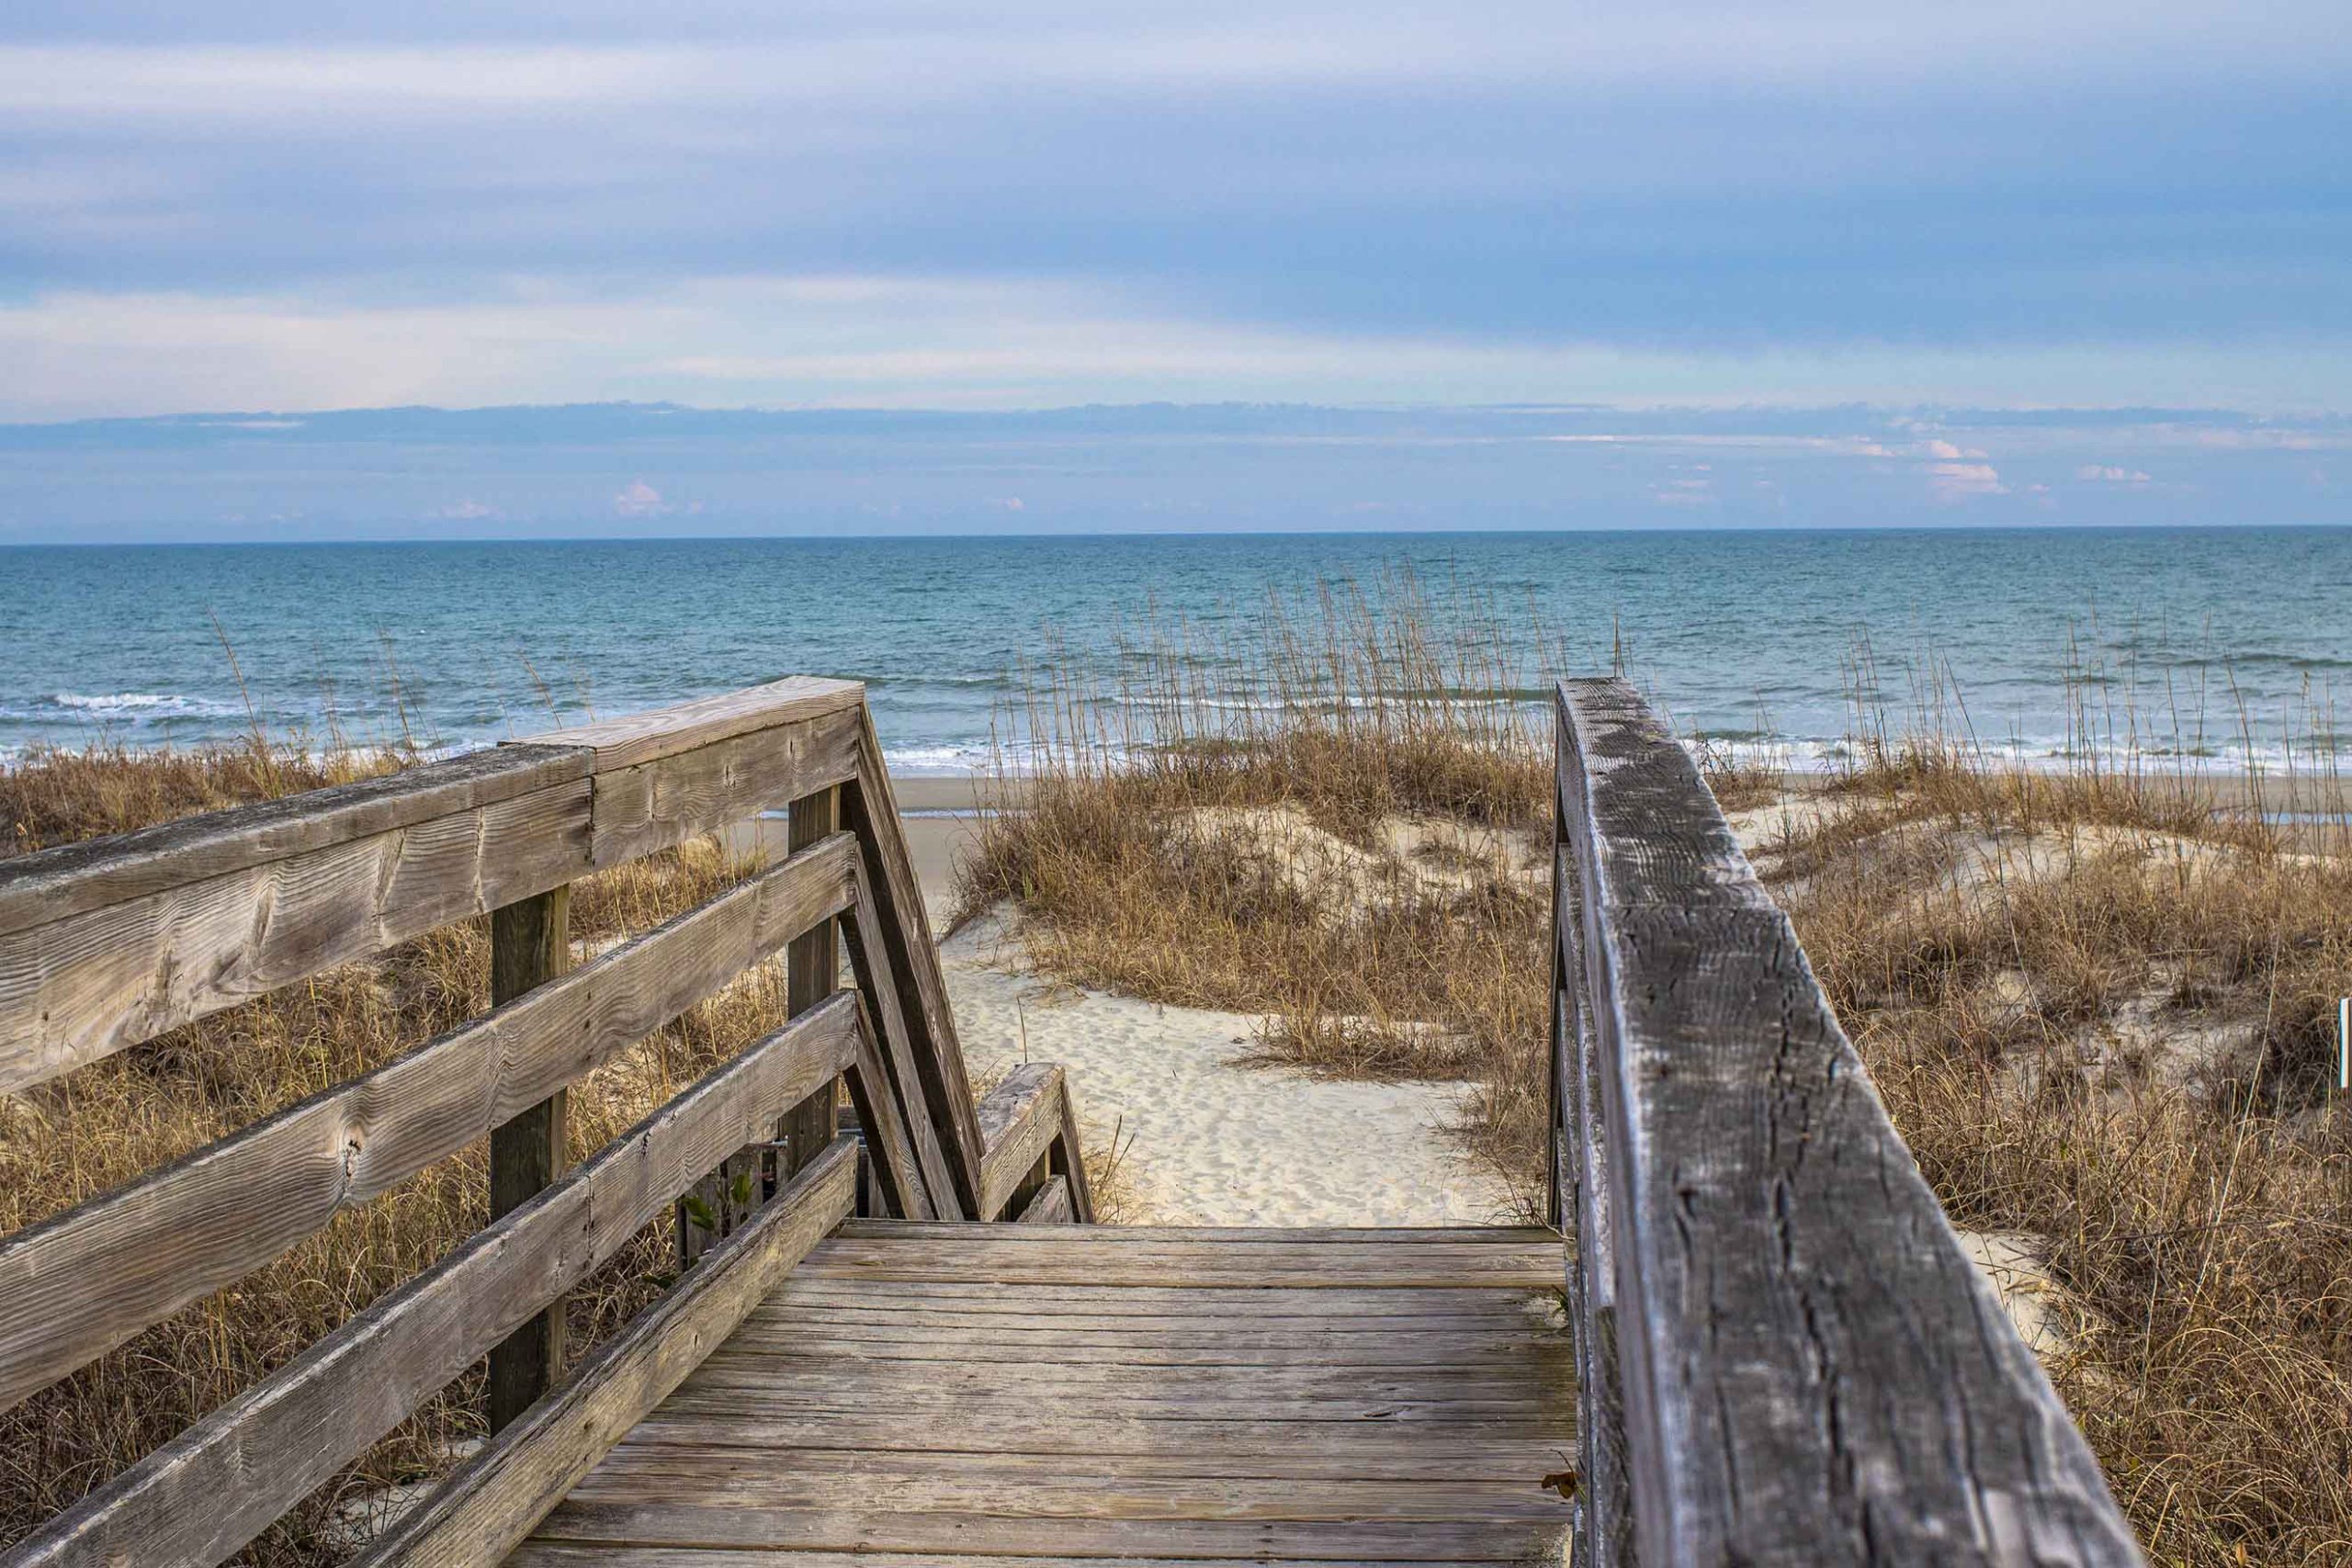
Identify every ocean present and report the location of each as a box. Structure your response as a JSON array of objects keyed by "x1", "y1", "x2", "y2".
[{"x1": 2, "y1": 528, "x2": 2346, "y2": 772}]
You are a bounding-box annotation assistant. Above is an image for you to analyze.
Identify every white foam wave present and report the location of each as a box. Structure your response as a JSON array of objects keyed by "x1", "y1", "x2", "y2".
[{"x1": 46, "y1": 692, "x2": 243, "y2": 720}]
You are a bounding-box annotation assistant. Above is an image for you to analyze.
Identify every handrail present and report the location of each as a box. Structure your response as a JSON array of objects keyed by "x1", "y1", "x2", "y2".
[
  {"x1": 1549, "y1": 678, "x2": 2141, "y2": 1567},
  {"x1": 0, "y1": 678, "x2": 1091, "y2": 1568}
]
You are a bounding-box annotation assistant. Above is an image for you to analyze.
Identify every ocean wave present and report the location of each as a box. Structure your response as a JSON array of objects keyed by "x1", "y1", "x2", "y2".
[{"x1": 43, "y1": 692, "x2": 244, "y2": 720}]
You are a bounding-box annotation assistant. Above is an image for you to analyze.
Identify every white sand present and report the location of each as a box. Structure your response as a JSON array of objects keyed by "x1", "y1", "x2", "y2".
[{"x1": 940, "y1": 909, "x2": 1521, "y2": 1228}]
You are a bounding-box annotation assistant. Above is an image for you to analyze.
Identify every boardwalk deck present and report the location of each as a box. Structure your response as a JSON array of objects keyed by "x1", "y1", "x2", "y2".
[
  {"x1": 514, "y1": 1224, "x2": 1576, "y2": 1567},
  {"x1": 0, "y1": 674, "x2": 2143, "y2": 1568}
]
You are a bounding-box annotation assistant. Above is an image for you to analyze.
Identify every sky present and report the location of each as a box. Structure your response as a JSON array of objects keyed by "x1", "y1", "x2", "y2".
[{"x1": 0, "y1": 2, "x2": 2346, "y2": 536}]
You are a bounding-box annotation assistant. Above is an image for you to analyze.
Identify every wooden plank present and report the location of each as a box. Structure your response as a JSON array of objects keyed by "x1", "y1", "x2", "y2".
[
  {"x1": 655, "y1": 1384, "x2": 1548, "y2": 1424},
  {"x1": 515, "y1": 1550, "x2": 1543, "y2": 1568},
  {"x1": 0, "y1": 773, "x2": 592, "y2": 1094},
  {"x1": 975, "y1": 1062, "x2": 1064, "y2": 1219},
  {"x1": 488, "y1": 884, "x2": 574, "y2": 1434},
  {"x1": 1553, "y1": 753, "x2": 1633, "y2": 1568},
  {"x1": 516, "y1": 677, "x2": 865, "y2": 773},
  {"x1": 754, "y1": 1299, "x2": 1550, "y2": 1328},
  {"x1": 673, "y1": 1335, "x2": 1564, "y2": 1369},
  {"x1": 0, "y1": 834, "x2": 855, "y2": 1416},
  {"x1": 777, "y1": 785, "x2": 842, "y2": 1183},
  {"x1": 562, "y1": 1465, "x2": 1573, "y2": 1521},
  {"x1": 1054, "y1": 1079, "x2": 1096, "y2": 1223},
  {"x1": 530, "y1": 1505, "x2": 1559, "y2": 1560},
  {"x1": 840, "y1": 1013, "x2": 935, "y2": 1220},
  {"x1": 839, "y1": 867, "x2": 965, "y2": 1216},
  {"x1": 581, "y1": 1441, "x2": 1577, "y2": 1486},
  {"x1": 830, "y1": 1223, "x2": 1561, "y2": 1245},
  {"x1": 1015, "y1": 1176, "x2": 1073, "y2": 1224},
  {"x1": 673, "y1": 1361, "x2": 1565, "y2": 1404},
  {"x1": 618, "y1": 1408, "x2": 1566, "y2": 1458},
  {"x1": 1555, "y1": 677, "x2": 2141, "y2": 1568},
  {"x1": 724, "y1": 1325, "x2": 1552, "y2": 1363},
  {"x1": 752, "y1": 1298, "x2": 1555, "y2": 1333},
  {"x1": 841, "y1": 717, "x2": 986, "y2": 1209},
  {"x1": 344, "y1": 1141, "x2": 855, "y2": 1568},
  {"x1": 587, "y1": 705, "x2": 862, "y2": 869},
  {"x1": 7, "y1": 994, "x2": 862, "y2": 1568},
  {"x1": 0, "y1": 743, "x2": 591, "y2": 939}
]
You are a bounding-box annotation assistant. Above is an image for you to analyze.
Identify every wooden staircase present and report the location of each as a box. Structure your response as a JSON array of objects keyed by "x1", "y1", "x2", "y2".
[{"x1": 0, "y1": 674, "x2": 2146, "y2": 1567}]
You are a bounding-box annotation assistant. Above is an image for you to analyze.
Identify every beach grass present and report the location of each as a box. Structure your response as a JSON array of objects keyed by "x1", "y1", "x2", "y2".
[{"x1": 957, "y1": 580, "x2": 2352, "y2": 1568}]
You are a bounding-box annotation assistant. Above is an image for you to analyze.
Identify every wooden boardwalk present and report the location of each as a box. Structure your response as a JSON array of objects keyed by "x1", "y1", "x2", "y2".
[
  {"x1": 515, "y1": 1224, "x2": 1574, "y2": 1567},
  {"x1": 0, "y1": 674, "x2": 2143, "y2": 1567}
]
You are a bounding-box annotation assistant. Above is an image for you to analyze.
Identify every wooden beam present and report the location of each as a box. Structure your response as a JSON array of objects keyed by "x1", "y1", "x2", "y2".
[
  {"x1": 585, "y1": 705, "x2": 863, "y2": 871},
  {"x1": 779, "y1": 786, "x2": 842, "y2": 1183},
  {"x1": 840, "y1": 1005, "x2": 934, "y2": 1220},
  {"x1": 488, "y1": 884, "x2": 573, "y2": 1434},
  {"x1": 975, "y1": 1063, "x2": 1067, "y2": 1220},
  {"x1": 0, "y1": 745, "x2": 592, "y2": 940},
  {"x1": 0, "y1": 771, "x2": 592, "y2": 1095},
  {"x1": 1054, "y1": 1074, "x2": 1096, "y2": 1224},
  {"x1": 840, "y1": 714, "x2": 986, "y2": 1212},
  {"x1": 1555, "y1": 677, "x2": 2140, "y2": 1567},
  {"x1": 343, "y1": 1140, "x2": 855, "y2": 1568},
  {"x1": 516, "y1": 678, "x2": 864, "y2": 773},
  {"x1": 6, "y1": 994, "x2": 862, "y2": 1568},
  {"x1": 838, "y1": 870, "x2": 964, "y2": 1216},
  {"x1": 1013, "y1": 1177, "x2": 1074, "y2": 1224},
  {"x1": 0, "y1": 833, "x2": 856, "y2": 1416}
]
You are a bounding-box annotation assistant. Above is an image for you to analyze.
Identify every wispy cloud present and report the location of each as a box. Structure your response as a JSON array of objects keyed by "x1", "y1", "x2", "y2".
[{"x1": 0, "y1": 3, "x2": 2346, "y2": 420}]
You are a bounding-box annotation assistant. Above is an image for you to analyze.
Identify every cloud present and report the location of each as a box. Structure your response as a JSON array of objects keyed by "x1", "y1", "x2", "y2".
[
  {"x1": 1651, "y1": 474, "x2": 1714, "y2": 507},
  {"x1": 2075, "y1": 464, "x2": 2153, "y2": 483},
  {"x1": 1926, "y1": 458, "x2": 2007, "y2": 502},
  {"x1": 990, "y1": 496, "x2": 1026, "y2": 512},
  {"x1": 612, "y1": 479, "x2": 673, "y2": 517},
  {"x1": 427, "y1": 497, "x2": 501, "y2": 520}
]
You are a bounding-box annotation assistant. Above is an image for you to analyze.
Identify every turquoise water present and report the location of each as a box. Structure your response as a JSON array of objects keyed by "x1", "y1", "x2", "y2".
[{"x1": 1, "y1": 529, "x2": 2346, "y2": 771}]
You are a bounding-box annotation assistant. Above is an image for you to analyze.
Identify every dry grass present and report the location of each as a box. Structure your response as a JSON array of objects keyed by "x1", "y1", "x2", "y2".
[
  {"x1": 1747, "y1": 735, "x2": 2352, "y2": 1566},
  {"x1": 0, "y1": 741, "x2": 794, "y2": 1562},
  {"x1": 958, "y1": 584, "x2": 2352, "y2": 1566},
  {"x1": 955, "y1": 575, "x2": 1558, "y2": 1198}
]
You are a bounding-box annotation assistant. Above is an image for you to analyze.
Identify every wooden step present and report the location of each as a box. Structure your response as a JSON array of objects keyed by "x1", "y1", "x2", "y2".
[{"x1": 521, "y1": 1223, "x2": 1574, "y2": 1565}]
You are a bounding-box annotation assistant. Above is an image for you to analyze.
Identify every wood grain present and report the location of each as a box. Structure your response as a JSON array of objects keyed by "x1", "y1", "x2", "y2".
[
  {"x1": 841, "y1": 717, "x2": 986, "y2": 1208},
  {"x1": 517, "y1": 677, "x2": 865, "y2": 773},
  {"x1": 838, "y1": 867, "x2": 964, "y2": 1215},
  {"x1": 7, "y1": 994, "x2": 862, "y2": 1568},
  {"x1": 344, "y1": 1141, "x2": 855, "y2": 1568},
  {"x1": 0, "y1": 744, "x2": 591, "y2": 939},
  {"x1": 1013, "y1": 1176, "x2": 1073, "y2": 1224},
  {"x1": 516, "y1": 1220, "x2": 1573, "y2": 1567},
  {"x1": 840, "y1": 1007, "x2": 935, "y2": 1220},
  {"x1": 0, "y1": 832, "x2": 855, "y2": 1414},
  {"x1": 1555, "y1": 677, "x2": 2141, "y2": 1567},
  {"x1": 0, "y1": 773, "x2": 593, "y2": 1093},
  {"x1": 587, "y1": 705, "x2": 862, "y2": 870},
  {"x1": 488, "y1": 884, "x2": 574, "y2": 1434},
  {"x1": 776, "y1": 785, "x2": 842, "y2": 1183},
  {"x1": 974, "y1": 1063, "x2": 1065, "y2": 1219}
]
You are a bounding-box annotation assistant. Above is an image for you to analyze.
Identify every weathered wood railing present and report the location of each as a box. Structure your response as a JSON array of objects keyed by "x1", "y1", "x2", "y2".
[
  {"x1": 0, "y1": 677, "x2": 1090, "y2": 1568},
  {"x1": 1548, "y1": 679, "x2": 2142, "y2": 1566}
]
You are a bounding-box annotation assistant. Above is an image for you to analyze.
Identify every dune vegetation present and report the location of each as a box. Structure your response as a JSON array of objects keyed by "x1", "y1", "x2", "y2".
[{"x1": 957, "y1": 581, "x2": 2352, "y2": 1567}]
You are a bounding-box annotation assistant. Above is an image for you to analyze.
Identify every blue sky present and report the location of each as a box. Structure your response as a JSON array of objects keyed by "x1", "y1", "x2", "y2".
[{"x1": 0, "y1": 3, "x2": 2346, "y2": 536}]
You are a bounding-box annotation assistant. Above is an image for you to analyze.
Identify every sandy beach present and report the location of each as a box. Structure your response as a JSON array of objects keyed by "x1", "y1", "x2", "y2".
[{"x1": 759, "y1": 780, "x2": 1521, "y2": 1228}]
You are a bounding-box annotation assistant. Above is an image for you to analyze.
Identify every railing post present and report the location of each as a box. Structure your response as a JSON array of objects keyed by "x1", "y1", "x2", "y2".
[
  {"x1": 487, "y1": 884, "x2": 571, "y2": 1433},
  {"x1": 778, "y1": 786, "x2": 842, "y2": 1187}
]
